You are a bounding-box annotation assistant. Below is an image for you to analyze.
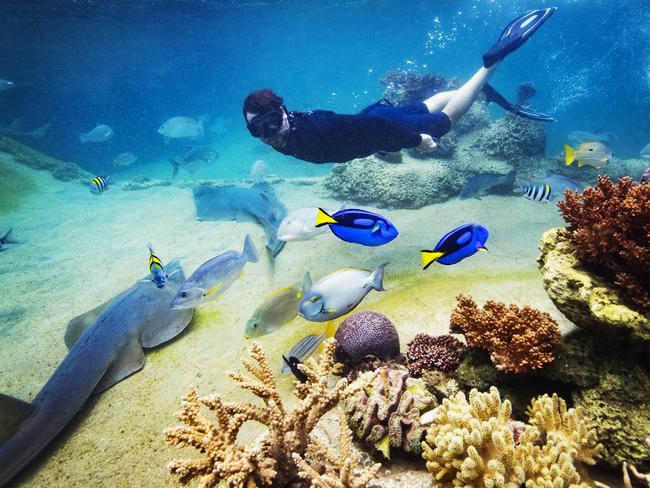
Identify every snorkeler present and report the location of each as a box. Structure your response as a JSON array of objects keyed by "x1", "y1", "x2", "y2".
[{"x1": 244, "y1": 8, "x2": 557, "y2": 164}]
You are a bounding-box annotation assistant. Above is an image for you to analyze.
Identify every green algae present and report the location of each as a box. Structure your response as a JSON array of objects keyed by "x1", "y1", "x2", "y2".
[{"x1": 0, "y1": 160, "x2": 37, "y2": 213}]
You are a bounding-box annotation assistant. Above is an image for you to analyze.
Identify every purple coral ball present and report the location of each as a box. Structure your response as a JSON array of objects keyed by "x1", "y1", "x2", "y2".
[
  {"x1": 334, "y1": 311, "x2": 400, "y2": 365},
  {"x1": 406, "y1": 333, "x2": 464, "y2": 375}
]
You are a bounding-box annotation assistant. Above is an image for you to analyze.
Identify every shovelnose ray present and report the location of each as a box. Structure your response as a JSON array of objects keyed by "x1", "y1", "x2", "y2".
[
  {"x1": 192, "y1": 182, "x2": 287, "y2": 258},
  {"x1": 0, "y1": 261, "x2": 193, "y2": 486}
]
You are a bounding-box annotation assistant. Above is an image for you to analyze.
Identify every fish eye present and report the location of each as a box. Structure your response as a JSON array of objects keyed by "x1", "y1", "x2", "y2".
[
  {"x1": 253, "y1": 323, "x2": 258, "y2": 328},
  {"x1": 180, "y1": 292, "x2": 188, "y2": 298},
  {"x1": 310, "y1": 296, "x2": 319, "y2": 302},
  {"x1": 588, "y1": 148, "x2": 593, "y2": 151}
]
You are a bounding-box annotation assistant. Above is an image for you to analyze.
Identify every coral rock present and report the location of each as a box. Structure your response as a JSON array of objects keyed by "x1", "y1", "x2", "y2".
[
  {"x1": 557, "y1": 176, "x2": 650, "y2": 311},
  {"x1": 334, "y1": 311, "x2": 400, "y2": 365},
  {"x1": 449, "y1": 295, "x2": 561, "y2": 374},
  {"x1": 476, "y1": 112, "x2": 546, "y2": 163},
  {"x1": 380, "y1": 71, "x2": 459, "y2": 106},
  {"x1": 344, "y1": 367, "x2": 436, "y2": 459},
  {"x1": 538, "y1": 227, "x2": 650, "y2": 347},
  {"x1": 406, "y1": 333, "x2": 464, "y2": 375}
]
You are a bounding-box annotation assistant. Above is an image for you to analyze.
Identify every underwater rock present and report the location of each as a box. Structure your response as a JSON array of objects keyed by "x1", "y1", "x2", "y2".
[
  {"x1": 450, "y1": 294, "x2": 561, "y2": 374},
  {"x1": 334, "y1": 311, "x2": 400, "y2": 365},
  {"x1": 422, "y1": 386, "x2": 602, "y2": 487},
  {"x1": 380, "y1": 71, "x2": 459, "y2": 106},
  {"x1": 452, "y1": 101, "x2": 491, "y2": 137},
  {"x1": 344, "y1": 366, "x2": 437, "y2": 459},
  {"x1": 406, "y1": 333, "x2": 464, "y2": 376},
  {"x1": 476, "y1": 112, "x2": 547, "y2": 163},
  {"x1": 374, "y1": 151, "x2": 403, "y2": 164},
  {"x1": 0, "y1": 135, "x2": 92, "y2": 183},
  {"x1": 324, "y1": 156, "x2": 463, "y2": 209},
  {"x1": 121, "y1": 175, "x2": 172, "y2": 191},
  {"x1": 407, "y1": 132, "x2": 457, "y2": 159},
  {"x1": 538, "y1": 228, "x2": 650, "y2": 346}
]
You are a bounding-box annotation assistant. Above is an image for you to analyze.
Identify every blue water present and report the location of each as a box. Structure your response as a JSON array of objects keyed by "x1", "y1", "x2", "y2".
[{"x1": 1, "y1": 0, "x2": 649, "y2": 180}]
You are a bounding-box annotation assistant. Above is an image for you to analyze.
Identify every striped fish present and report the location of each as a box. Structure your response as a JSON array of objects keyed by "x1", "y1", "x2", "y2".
[
  {"x1": 147, "y1": 243, "x2": 167, "y2": 288},
  {"x1": 90, "y1": 176, "x2": 111, "y2": 194},
  {"x1": 280, "y1": 333, "x2": 325, "y2": 374},
  {"x1": 519, "y1": 182, "x2": 552, "y2": 203}
]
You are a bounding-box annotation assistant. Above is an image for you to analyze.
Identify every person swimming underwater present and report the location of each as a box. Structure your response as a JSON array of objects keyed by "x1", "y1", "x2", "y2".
[{"x1": 244, "y1": 8, "x2": 557, "y2": 164}]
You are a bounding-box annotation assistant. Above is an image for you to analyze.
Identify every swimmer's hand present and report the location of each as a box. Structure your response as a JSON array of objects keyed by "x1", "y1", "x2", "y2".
[{"x1": 417, "y1": 134, "x2": 437, "y2": 153}]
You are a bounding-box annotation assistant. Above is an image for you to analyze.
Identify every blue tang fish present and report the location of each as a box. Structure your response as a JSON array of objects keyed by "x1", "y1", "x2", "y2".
[
  {"x1": 315, "y1": 208, "x2": 398, "y2": 247},
  {"x1": 421, "y1": 224, "x2": 489, "y2": 269}
]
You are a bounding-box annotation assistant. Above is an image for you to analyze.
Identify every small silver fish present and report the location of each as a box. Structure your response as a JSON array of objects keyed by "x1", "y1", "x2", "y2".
[
  {"x1": 171, "y1": 234, "x2": 258, "y2": 309},
  {"x1": 90, "y1": 176, "x2": 111, "y2": 194},
  {"x1": 80, "y1": 124, "x2": 113, "y2": 143},
  {"x1": 158, "y1": 116, "x2": 204, "y2": 139},
  {"x1": 280, "y1": 333, "x2": 325, "y2": 374},
  {"x1": 112, "y1": 152, "x2": 138, "y2": 168},
  {"x1": 244, "y1": 284, "x2": 302, "y2": 338}
]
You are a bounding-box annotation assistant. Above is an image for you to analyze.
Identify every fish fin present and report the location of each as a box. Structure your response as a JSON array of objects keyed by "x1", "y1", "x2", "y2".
[
  {"x1": 323, "y1": 308, "x2": 337, "y2": 314},
  {"x1": 371, "y1": 262, "x2": 388, "y2": 291},
  {"x1": 577, "y1": 160, "x2": 584, "y2": 168},
  {"x1": 1, "y1": 228, "x2": 17, "y2": 244},
  {"x1": 140, "y1": 307, "x2": 193, "y2": 348},
  {"x1": 315, "y1": 208, "x2": 338, "y2": 227},
  {"x1": 374, "y1": 435, "x2": 391, "y2": 460},
  {"x1": 478, "y1": 246, "x2": 488, "y2": 252},
  {"x1": 94, "y1": 339, "x2": 145, "y2": 393},
  {"x1": 65, "y1": 298, "x2": 114, "y2": 349},
  {"x1": 564, "y1": 144, "x2": 575, "y2": 166},
  {"x1": 169, "y1": 159, "x2": 180, "y2": 180},
  {"x1": 243, "y1": 233, "x2": 259, "y2": 263},
  {"x1": 202, "y1": 282, "x2": 223, "y2": 297},
  {"x1": 29, "y1": 123, "x2": 51, "y2": 140},
  {"x1": 421, "y1": 250, "x2": 445, "y2": 270},
  {"x1": 0, "y1": 393, "x2": 35, "y2": 442},
  {"x1": 371, "y1": 224, "x2": 381, "y2": 235},
  {"x1": 79, "y1": 133, "x2": 87, "y2": 143},
  {"x1": 302, "y1": 272, "x2": 312, "y2": 294}
]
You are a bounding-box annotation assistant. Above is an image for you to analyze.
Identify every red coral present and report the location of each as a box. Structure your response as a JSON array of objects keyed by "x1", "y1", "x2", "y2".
[
  {"x1": 449, "y1": 295, "x2": 561, "y2": 375},
  {"x1": 406, "y1": 334, "x2": 464, "y2": 375},
  {"x1": 558, "y1": 176, "x2": 650, "y2": 310}
]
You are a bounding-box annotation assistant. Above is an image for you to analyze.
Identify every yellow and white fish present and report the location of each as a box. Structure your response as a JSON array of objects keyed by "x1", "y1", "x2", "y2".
[{"x1": 564, "y1": 142, "x2": 612, "y2": 169}]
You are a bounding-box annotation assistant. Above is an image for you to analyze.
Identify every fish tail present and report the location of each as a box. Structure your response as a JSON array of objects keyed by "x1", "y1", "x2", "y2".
[
  {"x1": 1, "y1": 227, "x2": 16, "y2": 244},
  {"x1": 315, "y1": 208, "x2": 338, "y2": 227},
  {"x1": 371, "y1": 262, "x2": 389, "y2": 292},
  {"x1": 577, "y1": 160, "x2": 584, "y2": 168},
  {"x1": 169, "y1": 159, "x2": 180, "y2": 180},
  {"x1": 147, "y1": 242, "x2": 154, "y2": 254},
  {"x1": 243, "y1": 234, "x2": 259, "y2": 263},
  {"x1": 421, "y1": 250, "x2": 445, "y2": 270},
  {"x1": 323, "y1": 320, "x2": 338, "y2": 338},
  {"x1": 564, "y1": 144, "x2": 576, "y2": 166}
]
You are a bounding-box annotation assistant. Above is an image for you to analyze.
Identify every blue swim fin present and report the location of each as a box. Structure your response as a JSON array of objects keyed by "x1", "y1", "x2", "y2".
[
  {"x1": 483, "y1": 84, "x2": 556, "y2": 122},
  {"x1": 483, "y1": 8, "x2": 557, "y2": 68}
]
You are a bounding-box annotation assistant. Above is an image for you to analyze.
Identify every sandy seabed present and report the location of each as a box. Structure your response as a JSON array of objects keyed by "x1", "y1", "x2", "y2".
[{"x1": 0, "y1": 154, "x2": 578, "y2": 487}]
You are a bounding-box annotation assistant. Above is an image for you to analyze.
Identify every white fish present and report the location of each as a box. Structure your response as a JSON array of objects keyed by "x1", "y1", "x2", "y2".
[
  {"x1": 250, "y1": 159, "x2": 268, "y2": 183},
  {"x1": 640, "y1": 143, "x2": 650, "y2": 159},
  {"x1": 112, "y1": 152, "x2": 138, "y2": 167},
  {"x1": 278, "y1": 205, "x2": 343, "y2": 242},
  {"x1": 298, "y1": 263, "x2": 388, "y2": 322},
  {"x1": 0, "y1": 80, "x2": 14, "y2": 91},
  {"x1": 158, "y1": 116, "x2": 204, "y2": 139},
  {"x1": 79, "y1": 124, "x2": 113, "y2": 143}
]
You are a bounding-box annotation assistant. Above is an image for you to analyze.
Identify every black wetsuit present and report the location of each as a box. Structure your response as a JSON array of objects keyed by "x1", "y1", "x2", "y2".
[{"x1": 275, "y1": 100, "x2": 451, "y2": 164}]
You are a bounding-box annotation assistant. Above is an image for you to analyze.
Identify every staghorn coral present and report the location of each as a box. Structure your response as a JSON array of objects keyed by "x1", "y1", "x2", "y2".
[
  {"x1": 344, "y1": 366, "x2": 437, "y2": 459},
  {"x1": 334, "y1": 311, "x2": 400, "y2": 365},
  {"x1": 449, "y1": 295, "x2": 561, "y2": 374},
  {"x1": 292, "y1": 409, "x2": 381, "y2": 488},
  {"x1": 406, "y1": 333, "x2": 465, "y2": 376},
  {"x1": 557, "y1": 176, "x2": 650, "y2": 311},
  {"x1": 422, "y1": 386, "x2": 602, "y2": 488},
  {"x1": 164, "y1": 339, "x2": 375, "y2": 488}
]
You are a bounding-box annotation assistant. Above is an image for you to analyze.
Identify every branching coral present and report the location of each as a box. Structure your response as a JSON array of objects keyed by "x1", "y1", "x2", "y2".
[
  {"x1": 292, "y1": 409, "x2": 381, "y2": 488},
  {"x1": 421, "y1": 386, "x2": 602, "y2": 488},
  {"x1": 406, "y1": 333, "x2": 465, "y2": 375},
  {"x1": 164, "y1": 339, "x2": 375, "y2": 488},
  {"x1": 557, "y1": 176, "x2": 650, "y2": 310},
  {"x1": 449, "y1": 295, "x2": 561, "y2": 374}
]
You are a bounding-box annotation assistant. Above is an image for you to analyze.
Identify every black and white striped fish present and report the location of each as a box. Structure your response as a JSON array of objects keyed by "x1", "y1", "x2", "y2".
[
  {"x1": 517, "y1": 182, "x2": 552, "y2": 203},
  {"x1": 90, "y1": 176, "x2": 111, "y2": 194}
]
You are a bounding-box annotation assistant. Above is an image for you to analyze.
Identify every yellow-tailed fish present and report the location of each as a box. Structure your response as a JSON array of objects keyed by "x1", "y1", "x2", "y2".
[
  {"x1": 564, "y1": 142, "x2": 612, "y2": 169},
  {"x1": 244, "y1": 284, "x2": 302, "y2": 338}
]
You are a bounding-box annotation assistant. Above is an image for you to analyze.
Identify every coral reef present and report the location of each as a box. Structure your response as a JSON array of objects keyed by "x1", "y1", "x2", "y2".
[
  {"x1": 476, "y1": 112, "x2": 546, "y2": 163},
  {"x1": 334, "y1": 311, "x2": 400, "y2": 365},
  {"x1": 453, "y1": 101, "x2": 491, "y2": 137},
  {"x1": 0, "y1": 135, "x2": 92, "y2": 182},
  {"x1": 323, "y1": 156, "x2": 463, "y2": 209},
  {"x1": 449, "y1": 295, "x2": 561, "y2": 374},
  {"x1": 594, "y1": 440, "x2": 650, "y2": 488},
  {"x1": 557, "y1": 176, "x2": 650, "y2": 311},
  {"x1": 421, "y1": 386, "x2": 602, "y2": 488},
  {"x1": 516, "y1": 82, "x2": 537, "y2": 105},
  {"x1": 538, "y1": 227, "x2": 650, "y2": 346},
  {"x1": 164, "y1": 339, "x2": 375, "y2": 487},
  {"x1": 373, "y1": 151, "x2": 403, "y2": 164},
  {"x1": 344, "y1": 366, "x2": 437, "y2": 459},
  {"x1": 292, "y1": 409, "x2": 381, "y2": 488},
  {"x1": 406, "y1": 334, "x2": 464, "y2": 376},
  {"x1": 379, "y1": 71, "x2": 458, "y2": 106}
]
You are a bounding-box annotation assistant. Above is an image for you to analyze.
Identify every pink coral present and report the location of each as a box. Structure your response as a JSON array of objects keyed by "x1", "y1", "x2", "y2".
[{"x1": 406, "y1": 333, "x2": 464, "y2": 375}]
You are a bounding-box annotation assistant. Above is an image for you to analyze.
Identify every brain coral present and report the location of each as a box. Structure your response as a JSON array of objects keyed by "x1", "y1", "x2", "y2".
[{"x1": 334, "y1": 311, "x2": 400, "y2": 365}]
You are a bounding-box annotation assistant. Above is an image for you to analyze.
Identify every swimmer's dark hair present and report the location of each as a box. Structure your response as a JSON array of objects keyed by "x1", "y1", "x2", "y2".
[{"x1": 243, "y1": 89, "x2": 284, "y2": 117}]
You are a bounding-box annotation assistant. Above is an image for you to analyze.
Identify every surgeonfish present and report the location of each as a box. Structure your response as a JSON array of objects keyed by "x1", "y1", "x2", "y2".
[
  {"x1": 421, "y1": 224, "x2": 489, "y2": 269},
  {"x1": 158, "y1": 116, "x2": 204, "y2": 139},
  {"x1": 299, "y1": 264, "x2": 388, "y2": 322},
  {"x1": 280, "y1": 333, "x2": 326, "y2": 374},
  {"x1": 315, "y1": 208, "x2": 398, "y2": 247},
  {"x1": 517, "y1": 182, "x2": 552, "y2": 203},
  {"x1": 0, "y1": 228, "x2": 18, "y2": 252},
  {"x1": 282, "y1": 356, "x2": 307, "y2": 383},
  {"x1": 564, "y1": 142, "x2": 612, "y2": 169},
  {"x1": 79, "y1": 124, "x2": 113, "y2": 143},
  {"x1": 171, "y1": 234, "x2": 258, "y2": 309},
  {"x1": 244, "y1": 284, "x2": 302, "y2": 338},
  {"x1": 640, "y1": 143, "x2": 650, "y2": 159},
  {"x1": 277, "y1": 205, "x2": 343, "y2": 242},
  {"x1": 144, "y1": 243, "x2": 178, "y2": 289},
  {"x1": 90, "y1": 176, "x2": 111, "y2": 194}
]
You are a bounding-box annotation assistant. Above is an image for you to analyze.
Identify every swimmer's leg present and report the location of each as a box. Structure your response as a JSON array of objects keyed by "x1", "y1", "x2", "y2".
[
  {"x1": 441, "y1": 64, "x2": 498, "y2": 126},
  {"x1": 423, "y1": 90, "x2": 456, "y2": 112}
]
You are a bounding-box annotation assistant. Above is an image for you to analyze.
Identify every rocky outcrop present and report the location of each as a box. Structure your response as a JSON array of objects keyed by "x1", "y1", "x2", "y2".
[
  {"x1": 476, "y1": 112, "x2": 546, "y2": 164},
  {"x1": 537, "y1": 227, "x2": 650, "y2": 348}
]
